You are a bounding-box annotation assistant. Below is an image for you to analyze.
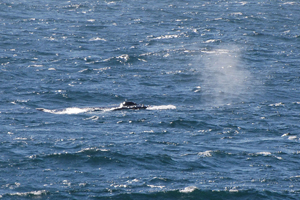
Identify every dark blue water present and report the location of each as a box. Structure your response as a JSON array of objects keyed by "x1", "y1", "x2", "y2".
[{"x1": 1, "y1": 0, "x2": 300, "y2": 199}]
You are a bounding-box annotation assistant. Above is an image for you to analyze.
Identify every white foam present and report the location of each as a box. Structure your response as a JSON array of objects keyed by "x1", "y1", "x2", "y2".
[
  {"x1": 288, "y1": 136, "x2": 297, "y2": 140},
  {"x1": 10, "y1": 190, "x2": 47, "y2": 196},
  {"x1": 203, "y1": 39, "x2": 218, "y2": 43},
  {"x1": 256, "y1": 152, "x2": 271, "y2": 156},
  {"x1": 111, "y1": 184, "x2": 127, "y2": 188},
  {"x1": 229, "y1": 188, "x2": 239, "y2": 192},
  {"x1": 143, "y1": 130, "x2": 154, "y2": 133},
  {"x1": 283, "y1": 2, "x2": 296, "y2": 5},
  {"x1": 153, "y1": 34, "x2": 179, "y2": 40},
  {"x1": 116, "y1": 54, "x2": 129, "y2": 61},
  {"x1": 89, "y1": 37, "x2": 106, "y2": 41},
  {"x1": 78, "y1": 147, "x2": 109, "y2": 153},
  {"x1": 291, "y1": 175, "x2": 300, "y2": 178},
  {"x1": 14, "y1": 137, "x2": 28, "y2": 140},
  {"x1": 269, "y1": 102, "x2": 284, "y2": 107},
  {"x1": 106, "y1": 1, "x2": 116, "y2": 5},
  {"x1": 126, "y1": 179, "x2": 139, "y2": 184},
  {"x1": 43, "y1": 107, "x2": 92, "y2": 114},
  {"x1": 93, "y1": 67, "x2": 110, "y2": 71},
  {"x1": 231, "y1": 12, "x2": 243, "y2": 15},
  {"x1": 180, "y1": 186, "x2": 197, "y2": 193},
  {"x1": 147, "y1": 185, "x2": 165, "y2": 189},
  {"x1": 30, "y1": 64, "x2": 43, "y2": 67},
  {"x1": 63, "y1": 180, "x2": 71, "y2": 186},
  {"x1": 239, "y1": 1, "x2": 248, "y2": 5},
  {"x1": 197, "y1": 150, "x2": 212, "y2": 157},
  {"x1": 146, "y1": 105, "x2": 176, "y2": 110}
]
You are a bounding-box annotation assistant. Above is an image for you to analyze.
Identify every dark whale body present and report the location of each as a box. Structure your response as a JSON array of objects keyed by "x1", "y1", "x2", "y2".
[{"x1": 112, "y1": 101, "x2": 147, "y2": 110}]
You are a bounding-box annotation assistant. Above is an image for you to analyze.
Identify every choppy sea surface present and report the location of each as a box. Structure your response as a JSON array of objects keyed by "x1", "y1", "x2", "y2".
[{"x1": 1, "y1": 0, "x2": 300, "y2": 199}]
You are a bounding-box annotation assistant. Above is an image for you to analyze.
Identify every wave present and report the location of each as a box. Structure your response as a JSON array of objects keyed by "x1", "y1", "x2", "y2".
[
  {"x1": 3, "y1": 190, "x2": 48, "y2": 198},
  {"x1": 1, "y1": 188, "x2": 297, "y2": 199},
  {"x1": 96, "y1": 188, "x2": 297, "y2": 200}
]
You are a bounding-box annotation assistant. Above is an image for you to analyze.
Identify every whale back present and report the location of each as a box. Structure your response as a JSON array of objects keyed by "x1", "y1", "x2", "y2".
[{"x1": 121, "y1": 101, "x2": 137, "y2": 107}]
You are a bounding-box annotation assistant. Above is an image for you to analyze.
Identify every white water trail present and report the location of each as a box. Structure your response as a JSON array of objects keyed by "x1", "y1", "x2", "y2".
[
  {"x1": 146, "y1": 105, "x2": 176, "y2": 110},
  {"x1": 40, "y1": 107, "x2": 93, "y2": 114}
]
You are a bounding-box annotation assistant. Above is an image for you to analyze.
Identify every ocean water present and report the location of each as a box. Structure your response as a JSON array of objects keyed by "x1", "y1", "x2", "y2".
[{"x1": 1, "y1": 0, "x2": 300, "y2": 199}]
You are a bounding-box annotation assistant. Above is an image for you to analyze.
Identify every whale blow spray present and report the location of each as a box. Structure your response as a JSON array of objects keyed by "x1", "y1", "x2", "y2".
[{"x1": 197, "y1": 45, "x2": 252, "y2": 106}]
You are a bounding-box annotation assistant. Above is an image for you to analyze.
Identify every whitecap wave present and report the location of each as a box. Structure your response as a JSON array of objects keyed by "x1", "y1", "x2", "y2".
[
  {"x1": 89, "y1": 37, "x2": 106, "y2": 41},
  {"x1": 10, "y1": 190, "x2": 47, "y2": 196},
  {"x1": 269, "y1": 102, "x2": 284, "y2": 107},
  {"x1": 180, "y1": 186, "x2": 197, "y2": 193},
  {"x1": 78, "y1": 147, "x2": 109, "y2": 153},
  {"x1": 147, "y1": 185, "x2": 165, "y2": 189},
  {"x1": 197, "y1": 150, "x2": 213, "y2": 157},
  {"x1": 283, "y1": 2, "x2": 296, "y2": 5},
  {"x1": 256, "y1": 152, "x2": 271, "y2": 156},
  {"x1": 152, "y1": 34, "x2": 179, "y2": 40}
]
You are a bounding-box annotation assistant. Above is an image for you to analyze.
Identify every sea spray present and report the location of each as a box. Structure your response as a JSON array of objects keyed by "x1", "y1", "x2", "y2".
[{"x1": 197, "y1": 45, "x2": 252, "y2": 106}]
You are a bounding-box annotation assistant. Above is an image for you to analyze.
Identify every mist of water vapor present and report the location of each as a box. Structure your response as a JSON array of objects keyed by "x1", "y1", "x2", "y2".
[{"x1": 196, "y1": 45, "x2": 252, "y2": 106}]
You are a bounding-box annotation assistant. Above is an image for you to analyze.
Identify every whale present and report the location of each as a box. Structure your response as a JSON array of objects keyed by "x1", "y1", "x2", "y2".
[
  {"x1": 36, "y1": 101, "x2": 148, "y2": 113},
  {"x1": 36, "y1": 101, "x2": 176, "y2": 114},
  {"x1": 91, "y1": 101, "x2": 147, "y2": 111},
  {"x1": 113, "y1": 101, "x2": 147, "y2": 110}
]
